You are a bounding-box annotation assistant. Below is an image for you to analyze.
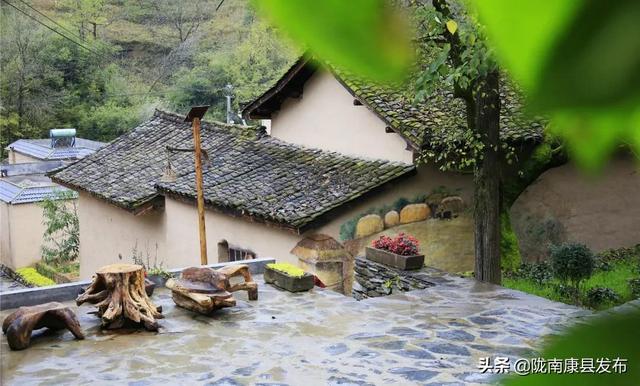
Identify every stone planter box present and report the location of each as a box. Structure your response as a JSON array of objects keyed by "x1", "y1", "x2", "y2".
[
  {"x1": 264, "y1": 266, "x2": 314, "y2": 292},
  {"x1": 365, "y1": 247, "x2": 424, "y2": 271}
]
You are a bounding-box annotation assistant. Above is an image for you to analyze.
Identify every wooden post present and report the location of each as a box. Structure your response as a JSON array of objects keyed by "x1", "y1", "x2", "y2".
[{"x1": 192, "y1": 117, "x2": 208, "y2": 265}]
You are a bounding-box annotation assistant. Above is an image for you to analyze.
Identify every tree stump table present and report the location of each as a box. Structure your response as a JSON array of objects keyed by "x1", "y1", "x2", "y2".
[
  {"x1": 166, "y1": 265, "x2": 258, "y2": 315},
  {"x1": 76, "y1": 263, "x2": 163, "y2": 331},
  {"x1": 2, "y1": 302, "x2": 84, "y2": 350}
]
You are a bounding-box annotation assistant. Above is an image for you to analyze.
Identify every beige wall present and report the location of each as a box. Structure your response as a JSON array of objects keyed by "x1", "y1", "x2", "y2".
[
  {"x1": 165, "y1": 198, "x2": 301, "y2": 267},
  {"x1": 78, "y1": 192, "x2": 167, "y2": 279},
  {"x1": 270, "y1": 70, "x2": 414, "y2": 164},
  {"x1": 511, "y1": 157, "x2": 640, "y2": 261},
  {"x1": 8, "y1": 150, "x2": 40, "y2": 164},
  {"x1": 0, "y1": 202, "x2": 49, "y2": 269}
]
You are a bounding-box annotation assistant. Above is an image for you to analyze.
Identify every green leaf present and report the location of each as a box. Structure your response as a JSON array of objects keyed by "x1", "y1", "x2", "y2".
[
  {"x1": 446, "y1": 20, "x2": 458, "y2": 34},
  {"x1": 252, "y1": 0, "x2": 412, "y2": 83},
  {"x1": 502, "y1": 308, "x2": 640, "y2": 386}
]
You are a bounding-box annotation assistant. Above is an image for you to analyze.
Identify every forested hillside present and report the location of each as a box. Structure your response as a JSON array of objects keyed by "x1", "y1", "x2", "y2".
[{"x1": 0, "y1": 0, "x2": 298, "y2": 155}]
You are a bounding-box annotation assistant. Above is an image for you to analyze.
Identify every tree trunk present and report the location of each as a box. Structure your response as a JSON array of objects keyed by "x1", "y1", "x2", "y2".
[
  {"x1": 76, "y1": 264, "x2": 163, "y2": 330},
  {"x1": 473, "y1": 70, "x2": 502, "y2": 284}
]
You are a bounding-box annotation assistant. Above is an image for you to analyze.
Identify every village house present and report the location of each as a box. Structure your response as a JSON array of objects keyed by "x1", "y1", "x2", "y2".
[
  {"x1": 0, "y1": 130, "x2": 105, "y2": 269},
  {"x1": 50, "y1": 56, "x2": 639, "y2": 281}
]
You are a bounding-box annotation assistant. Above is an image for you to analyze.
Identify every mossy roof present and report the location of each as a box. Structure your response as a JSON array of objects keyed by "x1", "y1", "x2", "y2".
[
  {"x1": 51, "y1": 110, "x2": 414, "y2": 231},
  {"x1": 242, "y1": 56, "x2": 545, "y2": 150}
]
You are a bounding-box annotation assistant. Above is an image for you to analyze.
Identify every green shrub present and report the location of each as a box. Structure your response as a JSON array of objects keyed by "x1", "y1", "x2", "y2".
[
  {"x1": 629, "y1": 278, "x2": 640, "y2": 298},
  {"x1": 339, "y1": 216, "x2": 361, "y2": 241},
  {"x1": 392, "y1": 197, "x2": 410, "y2": 212},
  {"x1": 500, "y1": 211, "x2": 522, "y2": 271},
  {"x1": 508, "y1": 261, "x2": 552, "y2": 285},
  {"x1": 554, "y1": 283, "x2": 580, "y2": 302},
  {"x1": 550, "y1": 242, "x2": 595, "y2": 291},
  {"x1": 16, "y1": 268, "x2": 55, "y2": 287},
  {"x1": 584, "y1": 287, "x2": 620, "y2": 308}
]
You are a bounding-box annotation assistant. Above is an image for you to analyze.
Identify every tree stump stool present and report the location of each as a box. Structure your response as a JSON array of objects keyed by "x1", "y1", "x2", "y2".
[
  {"x1": 166, "y1": 264, "x2": 258, "y2": 315},
  {"x1": 76, "y1": 263, "x2": 163, "y2": 331},
  {"x1": 2, "y1": 302, "x2": 84, "y2": 350}
]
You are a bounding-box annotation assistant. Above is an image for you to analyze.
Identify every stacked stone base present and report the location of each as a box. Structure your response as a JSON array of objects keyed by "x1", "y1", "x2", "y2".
[{"x1": 352, "y1": 257, "x2": 434, "y2": 300}]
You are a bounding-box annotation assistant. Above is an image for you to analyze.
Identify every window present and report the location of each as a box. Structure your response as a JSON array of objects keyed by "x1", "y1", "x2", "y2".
[{"x1": 217, "y1": 240, "x2": 256, "y2": 262}]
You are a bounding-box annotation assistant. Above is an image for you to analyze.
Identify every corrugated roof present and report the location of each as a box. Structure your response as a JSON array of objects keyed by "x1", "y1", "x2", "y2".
[
  {"x1": 6, "y1": 138, "x2": 106, "y2": 161},
  {"x1": 0, "y1": 176, "x2": 75, "y2": 204}
]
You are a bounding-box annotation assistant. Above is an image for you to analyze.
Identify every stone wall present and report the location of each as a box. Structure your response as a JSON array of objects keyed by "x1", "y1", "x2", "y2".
[{"x1": 352, "y1": 256, "x2": 434, "y2": 300}]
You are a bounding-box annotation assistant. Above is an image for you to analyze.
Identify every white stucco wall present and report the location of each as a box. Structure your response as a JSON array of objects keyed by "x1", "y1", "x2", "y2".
[
  {"x1": 78, "y1": 192, "x2": 167, "y2": 279},
  {"x1": 8, "y1": 150, "x2": 40, "y2": 164},
  {"x1": 165, "y1": 198, "x2": 301, "y2": 267},
  {"x1": 0, "y1": 202, "x2": 49, "y2": 269},
  {"x1": 269, "y1": 70, "x2": 414, "y2": 164}
]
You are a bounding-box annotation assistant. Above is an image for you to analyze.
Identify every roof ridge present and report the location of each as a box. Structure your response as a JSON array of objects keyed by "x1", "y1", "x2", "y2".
[{"x1": 153, "y1": 109, "x2": 266, "y2": 139}]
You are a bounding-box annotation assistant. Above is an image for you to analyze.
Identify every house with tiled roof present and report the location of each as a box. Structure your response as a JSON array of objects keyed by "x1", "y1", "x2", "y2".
[
  {"x1": 1, "y1": 130, "x2": 105, "y2": 270},
  {"x1": 244, "y1": 55, "x2": 640, "y2": 266}
]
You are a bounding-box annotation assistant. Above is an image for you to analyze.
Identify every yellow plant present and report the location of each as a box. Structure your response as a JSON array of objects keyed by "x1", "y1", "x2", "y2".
[
  {"x1": 266, "y1": 263, "x2": 306, "y2": 278},
  {"x1": 16, "y1": 267, "x2": 55, "y2": 287}
]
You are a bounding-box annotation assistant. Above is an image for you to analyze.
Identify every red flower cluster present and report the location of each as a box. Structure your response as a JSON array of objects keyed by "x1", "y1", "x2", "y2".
[{"x1": 371, "y1": 233, "x2": 419, "y2": 256}]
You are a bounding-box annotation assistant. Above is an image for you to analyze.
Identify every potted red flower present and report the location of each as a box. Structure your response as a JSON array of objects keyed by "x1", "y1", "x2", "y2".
[{"x1": 366, "y1": 233, "x2": 424, "y2": 270}]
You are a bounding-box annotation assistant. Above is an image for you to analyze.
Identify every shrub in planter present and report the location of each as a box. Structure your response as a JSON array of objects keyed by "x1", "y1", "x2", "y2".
[
  {"x1": 367, "y1": 233, "x2": 424, "y2": 270},
  {"x1": 584, "y1": 287, "x2": 620, "y2": 308},
  {"x1": 16, "y1": 267, "x2": 55, "y2": 287},
  {"x1": 264, "y1": 263, "x2": 314, "y2": 292},
  {"x1": 550, "y1": 242, "x2": 595, "y2": 293}
]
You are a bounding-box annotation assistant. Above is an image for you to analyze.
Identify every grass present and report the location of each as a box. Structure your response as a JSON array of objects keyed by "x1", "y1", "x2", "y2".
[
  {"x1": 16, "y1": 267, "x2": 56, "y2": 287},
  {"x1": 503, "y1": 259, "x2": 639, "y2": 310}
]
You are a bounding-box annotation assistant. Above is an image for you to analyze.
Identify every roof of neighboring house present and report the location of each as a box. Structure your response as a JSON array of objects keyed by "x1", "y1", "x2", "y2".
[
  {"x1": 6, "y1": 138, "x2": 106, "y2": 161},
  {"x1": 242, "y1": 56, "x2": 545, "y2": 150},
  {"x1": 0, "y1": 175, "x2": 75, "y2": 204},
  {"x1": 0, "y1": 161, "x2": 66, "y2": 177},
  {"x1": 51, "y1": 110, "x2": 415, "y2": 231}
]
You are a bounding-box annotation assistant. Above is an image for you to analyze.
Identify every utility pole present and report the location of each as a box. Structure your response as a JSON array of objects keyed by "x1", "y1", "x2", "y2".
[
  {"x1": 184, "y1": 106, "x2": 210, "y2": 266},
  {"x1": 225, "y1": 84, "x2": 233, "y2": 124}
]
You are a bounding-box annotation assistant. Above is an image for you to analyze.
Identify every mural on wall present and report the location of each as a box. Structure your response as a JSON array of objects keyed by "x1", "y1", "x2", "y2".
[
  {"x1": 339, "y1": 186, "x2": 476, "y2": 274},
  {"x1": 338, "y1": 186, "x2": 466, "y2": 241}
]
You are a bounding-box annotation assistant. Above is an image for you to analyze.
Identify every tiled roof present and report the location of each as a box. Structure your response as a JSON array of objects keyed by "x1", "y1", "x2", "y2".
[
  {"x1": 243, "y1": 56, "x2": 545, "y2": 150},
  {"x1": 6, "y1": 138, "x2": 106, "y2": 161},
  {"x1": 0, "y1": 175, "x2": 75, "y2": 204},
  {"x1": 52, "y1": 110, "x2": 415, "y2": 230}
]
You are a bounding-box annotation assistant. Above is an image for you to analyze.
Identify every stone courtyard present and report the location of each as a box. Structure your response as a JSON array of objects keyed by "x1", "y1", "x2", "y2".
[{"x1": 0, "y1": 269, "x2": 595, "y2": 386}]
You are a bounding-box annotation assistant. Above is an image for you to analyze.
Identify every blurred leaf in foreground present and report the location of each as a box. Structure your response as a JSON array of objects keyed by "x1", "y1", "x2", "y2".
[
  {"x1": 473, "y1": 0, "x2": 640, "y2": 171},
  {"x1": 502, "y1": 308, "x2": 639, "y2": 386},
  {"x1": 251, "y1": 0, "x2": 413, "y2": 83}
]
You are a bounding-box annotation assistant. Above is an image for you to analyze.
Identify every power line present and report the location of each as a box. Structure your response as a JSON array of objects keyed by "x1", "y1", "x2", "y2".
[
  {"x1": 14, "y1": 0, "x2": 112, "y2": 52},
  {"x1": 1, "y1": 0, "x2": 103, "y2": 57}
]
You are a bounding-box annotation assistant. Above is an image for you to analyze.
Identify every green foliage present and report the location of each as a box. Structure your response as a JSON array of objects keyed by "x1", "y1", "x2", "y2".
[
  {"x1": 550, "y1": 242, "x2": 595, "y2": 291},
  {"x1": 584, "y1": 286, "x2": 621, "y2": 308},
  {"x1": 629, "y1": 278, "x2": 640, "y2": 298},
  {"x1": 39, "y1": 191, "x2": 79, "y2": 265},
  {"x1": 504, "y1": 257, "x2": 638, "y2": 309},
  {"x1": 252, "y1": 0, "x2": 412, "y2": 83},
  {"x1": 266, "y1": 263, "x2": 305, "y2": 278},
  {"x1": 16, "y1": 268, "x2": 56, "y2": 287},
  {"x1": 500, "y1": 211, "x2": 521, "y2": 271},
  {"x1": 502, "y1": 308, "x2": 640, "y2": 386},
  {"x1": 473, "y1": 0, "x2": 640, "y2": 172}
]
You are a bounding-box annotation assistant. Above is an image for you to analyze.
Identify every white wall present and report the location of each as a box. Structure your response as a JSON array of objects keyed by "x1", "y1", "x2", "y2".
[
  {"x1": 270, "y1": 70, "x2": 414, "y2": 164},
  {"x1": 165, "y1": 198, "x2": 301, "y2": 266},
  {"x1": 8, "y1": 150, "x2": 40, "y2": 164},
  {"x1": 0, "y1": 202, "x2": 49, "y2": 269},
  {"x1": 78, "y1": 192, "x2": 167, "y2": 279}
]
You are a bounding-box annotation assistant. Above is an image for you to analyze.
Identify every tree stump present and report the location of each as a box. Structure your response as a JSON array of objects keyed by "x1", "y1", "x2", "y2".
[
  {"x1": 166, "y1": 264, "x2": 258, "y2": 315},
  {"x1": 2, "y1": 302, "x2": 84, "y2": 350},
  {"x1": 76, "y1": 264, "x2": 163, "y2": 331}
]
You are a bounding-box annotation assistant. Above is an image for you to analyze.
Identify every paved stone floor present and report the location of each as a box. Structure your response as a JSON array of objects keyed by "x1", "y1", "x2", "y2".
[{"x1": 0, "y1": 272, "x2": 594, "y2": 386}]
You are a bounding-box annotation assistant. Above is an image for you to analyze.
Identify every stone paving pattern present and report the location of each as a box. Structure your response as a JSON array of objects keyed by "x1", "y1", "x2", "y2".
[{"x1": 1, "y1": 272, "x2": 596, "y2": 385}]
